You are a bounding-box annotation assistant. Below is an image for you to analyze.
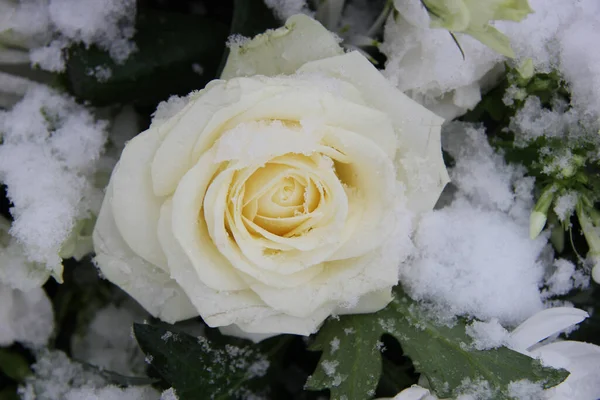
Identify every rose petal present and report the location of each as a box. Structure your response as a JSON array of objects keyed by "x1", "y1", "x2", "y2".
[
  {"x1": 93, "y1": 183, "x2": 197, "y2": 324},
  {"x1": 110, "y1": 126, "x2": 169, "y2": 271},
  {"x1": 204, "y1": 167, "x2": 330, "y2": 286},
  {"x1": 322, "y1": 127, "x2": 401, "y2": 260},
  {"x1": 171, "y1": 149, "x2": 248, "y2": 291},
  {"x1": 211, "y1": 82, "x2": 398, "y2": 161},
  {"x1": 298, "y1": 51, "x2": 450, "y2": 214},
  {"x1": 249, "y1": 238, "x2": 401, "y2": 318},
  {"x1": 221, "y1": 14, "x2": 344, "y2": 79}
]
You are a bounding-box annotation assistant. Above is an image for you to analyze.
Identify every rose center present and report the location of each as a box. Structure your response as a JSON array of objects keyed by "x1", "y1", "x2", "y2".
[{"x1": 234, "y1": 154, "x2": 331, "y2": 237}]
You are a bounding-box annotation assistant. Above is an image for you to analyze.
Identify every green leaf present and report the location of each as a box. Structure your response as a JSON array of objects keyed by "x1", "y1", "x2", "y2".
[
  {"x1": 65, "y1": 9, "x2": 229, "y2": 107},
  {"x1": 305, "y1": 315, "x2": 382, "y2": 399},
  {"x1": 230, "y1": 0, "x2": 280, "y2": 38},
  {"x1": 133, "y1": 323, "x2": 270, "y2": 400},
  {"x1": 306, "y1": 288, "x2": 569, "y2": 399},
  {"x1": 0, "y1": 349, "x2": 31, "y2": 382}
]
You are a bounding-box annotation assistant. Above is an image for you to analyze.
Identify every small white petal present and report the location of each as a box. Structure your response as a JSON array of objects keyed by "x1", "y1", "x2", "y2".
[{"x1": 509, "y1": 307, "x2": 589, "y2": 352}]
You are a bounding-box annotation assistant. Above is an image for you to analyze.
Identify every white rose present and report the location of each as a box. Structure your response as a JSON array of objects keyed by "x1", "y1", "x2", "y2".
[{"x1": 92, "y1": 15, "x2": 449, "y2": 337}]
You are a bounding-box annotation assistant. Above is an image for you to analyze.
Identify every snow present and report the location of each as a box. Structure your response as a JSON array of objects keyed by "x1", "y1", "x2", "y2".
[
  {"x1": 263, "y1": 0, "x2": 309, "y2": 21},
  {"x1": 160, "y1": 388, "x2": 178, "y2": 400},
  {"x1": 382, "y1": 1, "x2": 503, "y2": 119},
  {"x1": 19, "y1": 350, "x2": 159, "y2": 400},
  {"x1": 465, "y1": 319, "x2": 509, "y2": 350},
  {"x1": 383, "y1": 0, "x2": 600, "y2": 122},
  {"x1": 553, "y1": 192, "x2": 578, "y2": 222},
  {"x1": 0, "y1": 283, "x2": 53, "y2": 347},
  {"x1": 499, "y1": 0, "x2": 600, "y2": 119},
  {"x1": 4, "y1": 0, "x2": 137, "y2": 72},
  {"x1": 399, "y1": 122, "x2": 550, "y2": 326},
  {"x1": 543, "y1": 259, "x2": 589, "y2": 298},
  {"x1": 0, "y1": 216, "x2": 51, "y2": 290},
  {"x1": 71, "y1": 302, "x2": 148, "y2": 376},
  {"x1": 507, "y1": 380, "x2": 545, "y2": 400},
  {"x1": 0, "y1": 87, "x2": 108, "y2": 275}
]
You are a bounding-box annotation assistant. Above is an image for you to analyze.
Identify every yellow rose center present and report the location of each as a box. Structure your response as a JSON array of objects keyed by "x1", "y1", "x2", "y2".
[{"x1": 233, "y1": 153, "x2": 334, "y2": 238}]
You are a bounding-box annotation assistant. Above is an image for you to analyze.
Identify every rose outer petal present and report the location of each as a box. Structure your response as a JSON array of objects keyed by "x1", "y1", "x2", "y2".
[
  {"x1": 221, "y1": 14, "x2": 344, "y2": 79},
  {"x1": 158, "y1": 198, "x2": 335, "y2": 336},
  {"x1": 93, "y1": 183, "x2": 197, "y2": 323},
  {"x1": 110, "y1": 126, "x2": 169, "y2": 271},
  {"x1": 298, "y1": 51, "x2": 450, "y2": 214}
]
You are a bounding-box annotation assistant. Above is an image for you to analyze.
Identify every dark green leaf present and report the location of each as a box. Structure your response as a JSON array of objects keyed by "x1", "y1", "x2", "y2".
[
  {"x1": 66, "y1": 9, "x2": 229, "y2": 107},
  {"x1": 0, "y1": 386, "x2": 19, "y2": 400},
  {"x1": 0, "y1": 349, "x2": 31, "y2": 382},
  {"x1": 306, "y1": 288, "x2": 569, "y2": 400},
  {"x1": 380, "y1": 291, "x2": 569, "y2": 398},
  {"x1": 133, "y1": 323, "x2": 270, "y2": 400},
  {"x1": 230, "y1": 0, "x2": 280, "y2": 38},
  {"x1": 78, "y1": 361, "x2": 159, "y2": 386},
  {"x1": 305, "y1": 315, "x2": 382, "y2": 399}
]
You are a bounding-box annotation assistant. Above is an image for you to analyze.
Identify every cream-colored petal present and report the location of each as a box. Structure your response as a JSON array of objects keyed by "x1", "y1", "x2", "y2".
[
  {"x1": 231, "y1": 304, "x2": 336, "y2": 336},
  {"x1": 215, "y1": 84, "x2": 398, "y2": 161},
  {"x1": 322, "y1": 127, "x2": 400, "y2": 260},
  {"x1": 250, "y1": 239, "x2": 401, "y2": 318},
  {"x1": 157, "y1": 198, "x2": 270, "y2": 328},
  {"x1": 335, "y1": 288, "x2": 393, "y2": 315},
  {"x1": 151, "y1": 81, "x2": 238, "y2": 197},
  {"x1": 298, "y1": 51, "x2": 450, "y2": 214},
  {"x1": 171, "y1": 150, "x2": 248, "y2": 291},
  {"x1": 221, "y1": 14, "x2": 344, "y2": 79},
  {"x1": 204, "y1": 168, "x2": 328, "y2": 286},
  {"x1": 110, "y1": 127, "x2": 169, "y2": 271},
  {"x1": 93, "y1": 183, "x2": 197, "y2": 324},
  {"x1": 223, "y1": 166, "x2": 349, "y2": 275}
]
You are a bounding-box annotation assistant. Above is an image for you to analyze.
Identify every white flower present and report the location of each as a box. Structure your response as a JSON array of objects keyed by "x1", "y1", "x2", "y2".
[
  {"x1": 509, "y1": 307, "x2": 600, "y2": 400},
  {"x1": 92, "y1": 15, "x2": 449, "y2": 338},
  {"x1": 385, "y1": 307, "x2": 600, "y2": 400}
]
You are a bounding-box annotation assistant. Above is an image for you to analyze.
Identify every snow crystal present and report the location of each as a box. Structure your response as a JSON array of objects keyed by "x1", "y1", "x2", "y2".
[
  {"x1": 553, "y1": 191, "x2": 578, "y2": 222},
  {"x1": 71, "y1": 302, "x2": 148, "y2": 376},
  {"x1": 64, "y1": 386, "x2": 159, "y2": 400},
  {"x1": 0, "y1": 283, "x2": 53, "y2": 347},
  {"x1": 191, "y1": 63, "x2": 204, "y2": 76},
  {"x1": 19, "y1": 350, "x2": 159, "y2": 400},
  {"x1": 455, "y1": 378, "x2": 493, "y2": 400},
  {"x1": 330, "y1": 337, "x2": 340, "y2": 353},
  {"x1": 509, "y1": 97, "x2": 582, "y2": 146},
  {"x1": 160, "y1": 388, "x2": 178, "y2": 400},
  {"x1": 263, "y1": 0, "x2": 309, "y2": 21},
  {"x1": 508, "y1": 380, "x2": 545, "y2": 400},
  {"x1": 465, "y1": 319, "x2": 509, "y2": 350},
  {"x1": 442, "y1": 122, "x2": 533, "y2": 222},
  {"x1": 0, "y1": 87, "x2": 108, "y2": 273},
  {"x1": 321, "y1": 360, "x2": 339, "y2": 377},
  {"x1": 151, "y1": 94, "x2": 193, "y2": 128},
  {"x1": 0, "y1": 216, "x2": 50, "y2": 290},
  {"x1": 543, "y1": 259, "x2": 589, "y2": 298}
]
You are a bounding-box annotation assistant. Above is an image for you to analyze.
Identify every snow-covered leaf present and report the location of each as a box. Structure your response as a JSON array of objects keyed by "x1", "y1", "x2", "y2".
[
  {"x1": 133, "y1": 324, "x2": 270, "y2": 400},
  {"x1": 306, "y1": 287, "x2": 569, "y2": 399}
]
